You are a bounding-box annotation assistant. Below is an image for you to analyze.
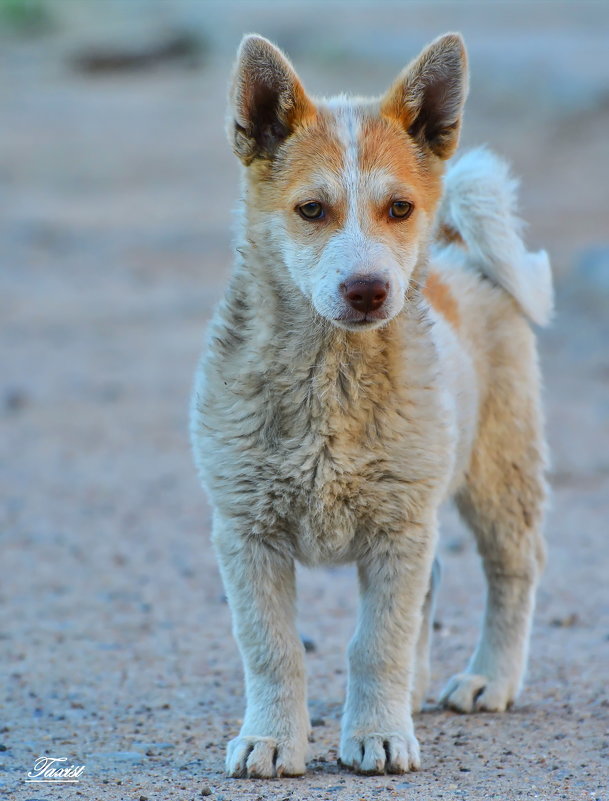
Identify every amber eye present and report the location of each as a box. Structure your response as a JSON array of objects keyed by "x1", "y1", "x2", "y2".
[
  {"x1": 298, "y1": 201, "x2": 324, "y2": 220},
  {"x1": 389, "y1": 200, "x2": 414, "y2": 219}
]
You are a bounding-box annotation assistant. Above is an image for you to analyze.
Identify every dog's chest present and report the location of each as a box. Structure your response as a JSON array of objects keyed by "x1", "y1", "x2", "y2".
[
  {"x1": 247, "y1": 358, "x2": 444, "y2": 563},
  {"x1": 196, "y1": 307, "x2": 453, "y2": 564}
]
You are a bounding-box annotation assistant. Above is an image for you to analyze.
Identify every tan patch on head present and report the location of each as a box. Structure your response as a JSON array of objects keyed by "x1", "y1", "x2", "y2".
[
  {"x1": 280, "y1": 110, "x2": 345, "y2": 196},
  {"x1": 423, "y1": 270, "x2": 460, "y2": 329},
  {"x1": 252, "y1": 109, "x2": 346, "y2": 219},
  {"x1": 358, "y1": 115, "x2": 443, "y2": 215},
  {"x1": 248, "y1": 103, "x2": 444, "y2": 255}
]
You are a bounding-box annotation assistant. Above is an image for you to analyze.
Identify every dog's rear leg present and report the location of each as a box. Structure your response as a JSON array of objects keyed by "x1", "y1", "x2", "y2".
[
  {"x1": 412, "y1": 557, "x2": 441, "y2": 713},
  {"x1": 214, "y1": 517, "x2": 309, "y2": 777},
  {"x1": 440, "y1": 332, "x2": 547, "y2": 713}
]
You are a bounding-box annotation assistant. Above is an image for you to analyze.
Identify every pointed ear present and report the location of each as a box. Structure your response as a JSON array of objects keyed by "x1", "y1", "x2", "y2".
[
  {"x1": 228, "y1": 34, "x2": 316, "y2": 165},
  {"x1": 381, "y1": 33, "x2": 468, "y2": 160}
]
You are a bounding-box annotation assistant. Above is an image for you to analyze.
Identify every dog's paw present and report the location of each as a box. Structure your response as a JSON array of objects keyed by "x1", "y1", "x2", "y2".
[
  {"x1": 226, "y1": 735, "x2": 305, "y2": 778},
  {"x1": 339, "y1": 732, "x2": 420, "y2": 775},
  {"x1": 439, "y1": 672, "x2": 515, "y2": 713}
]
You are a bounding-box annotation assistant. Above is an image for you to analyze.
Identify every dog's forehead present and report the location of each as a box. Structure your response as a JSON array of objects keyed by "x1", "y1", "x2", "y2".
[{"x1": 279, "y1": 98, "x2": 427, "y2": 203}]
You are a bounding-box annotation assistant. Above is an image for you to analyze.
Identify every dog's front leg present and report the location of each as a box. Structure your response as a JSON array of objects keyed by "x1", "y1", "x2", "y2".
[
  {"x1": 340, "y1": 523, "x2": 436, "y2": 775},
  {"x1": 214, "y1": 521, "x2": 309, "y2": 778}
]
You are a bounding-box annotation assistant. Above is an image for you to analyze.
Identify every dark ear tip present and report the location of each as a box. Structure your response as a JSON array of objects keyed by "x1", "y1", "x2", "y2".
[
  {"x1": 432, "y1": 32, "x2": 467, "y2": 59},
  {"x1": 237, "y1": 33, "x2": 281, "y2": 61},
  {"x1": 239, "y1": 33, "x2": 270, "y2": 49}
]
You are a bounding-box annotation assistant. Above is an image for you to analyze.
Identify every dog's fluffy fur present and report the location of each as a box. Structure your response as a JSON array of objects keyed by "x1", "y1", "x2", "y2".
[{"x1": 190, "y1": 33, "x2": 552, "y2": 778}]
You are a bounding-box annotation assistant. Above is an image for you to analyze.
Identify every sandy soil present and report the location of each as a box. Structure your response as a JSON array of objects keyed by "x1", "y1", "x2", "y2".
[{"x1": 1, "y1": 3, "x2": 608, "y2": 800}]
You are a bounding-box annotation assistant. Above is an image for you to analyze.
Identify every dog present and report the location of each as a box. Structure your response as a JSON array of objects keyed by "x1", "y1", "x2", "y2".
[{"x1": 190, "y1": 32, "x2": 552, "y2": 778}]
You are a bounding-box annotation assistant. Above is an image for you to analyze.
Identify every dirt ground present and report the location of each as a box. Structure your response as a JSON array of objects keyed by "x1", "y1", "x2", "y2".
[{"x1": 1, "y1": 2, "x2": 608, "y2": 800}]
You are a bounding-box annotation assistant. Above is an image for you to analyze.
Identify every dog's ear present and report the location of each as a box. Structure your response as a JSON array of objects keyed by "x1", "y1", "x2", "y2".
[
  {"x1": 228, "y1": 34, "x2": 316, "y2": 165},
  {"x1": 381, "y1": 33, "x2": 468, "y2": 160}
]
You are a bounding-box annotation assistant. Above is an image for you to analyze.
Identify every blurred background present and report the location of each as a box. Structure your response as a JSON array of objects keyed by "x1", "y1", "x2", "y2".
[{"x1": 1, "y1": 2, "x2": 608, "y2": 799}]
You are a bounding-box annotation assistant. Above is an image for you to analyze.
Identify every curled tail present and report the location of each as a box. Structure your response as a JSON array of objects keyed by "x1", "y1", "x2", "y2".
[{"x1": 436, "y1": 147, "x2": 553, "y2": 326}]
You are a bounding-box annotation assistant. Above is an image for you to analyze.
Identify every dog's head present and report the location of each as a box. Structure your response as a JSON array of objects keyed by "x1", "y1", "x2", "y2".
[{"x1": 228, "y1": 34, "x2": 468, "y2": 330}]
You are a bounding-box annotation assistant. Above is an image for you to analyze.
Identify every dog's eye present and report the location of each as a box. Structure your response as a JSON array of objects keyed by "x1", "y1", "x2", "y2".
[
  {"x1": 389, "y1": 201, "x2": 414, "y2": 219},
  {"x1": 298, "y1": 201, "x2": 324, "y2": 220}
]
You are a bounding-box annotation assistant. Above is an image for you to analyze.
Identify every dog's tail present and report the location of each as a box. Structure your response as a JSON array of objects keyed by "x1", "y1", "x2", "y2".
[{"x1": 436, "y1": 147, "x2": 553, "y2": 326}]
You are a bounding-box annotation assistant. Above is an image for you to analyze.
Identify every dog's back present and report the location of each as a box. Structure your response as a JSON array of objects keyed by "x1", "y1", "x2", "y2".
[{"x1": 419, "y1": 147, "x2": 553, "y2": 493}]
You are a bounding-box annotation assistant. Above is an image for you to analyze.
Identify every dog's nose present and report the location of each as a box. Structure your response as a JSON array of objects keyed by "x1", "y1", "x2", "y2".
[{"x1": 341, "y1": 277, "x2": 389, "y2": 313}]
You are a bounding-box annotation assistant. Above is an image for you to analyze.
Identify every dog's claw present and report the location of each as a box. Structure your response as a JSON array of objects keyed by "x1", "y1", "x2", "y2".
[
  {"x1": 226, "y1": 735, "x2": 305, "y2": 778},
  {"x1": 440, "y1": 672, "x2": 515, "y2": 713},
  {"x1": 340, "y1": 732, "x2": 420, "y2": 775}
]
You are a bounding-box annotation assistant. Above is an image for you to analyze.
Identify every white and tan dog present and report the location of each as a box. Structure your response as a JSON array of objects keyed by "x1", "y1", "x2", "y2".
[{"x1": 190, "y1": 33, "x2": 552, "y2": 778}]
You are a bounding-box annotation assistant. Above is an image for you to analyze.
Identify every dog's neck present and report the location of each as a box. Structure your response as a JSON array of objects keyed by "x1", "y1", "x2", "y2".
[{"x1": 227, "y1": 229, "x2": 433, "y2": 385}]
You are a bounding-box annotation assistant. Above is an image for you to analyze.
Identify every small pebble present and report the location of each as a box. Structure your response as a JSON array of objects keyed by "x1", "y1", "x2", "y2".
[
  {"x1": 550, "y1": 613, "x2": 579, "y2": 628},
  {"x1": 311, "y1": 716, "x2": 325, "y2": 727},
  {"x1": 445, "y1": 537, "x2": 466, "y2": 553},
  {"x1": 200, "y1": 787, "x2": 212, "y2": 797},
  {"x1": 4, "y1": 388, "x2": 28, "y2": 412},
  {"x1": 301, "y1": 635, "x2": 316, "y2": 653}
]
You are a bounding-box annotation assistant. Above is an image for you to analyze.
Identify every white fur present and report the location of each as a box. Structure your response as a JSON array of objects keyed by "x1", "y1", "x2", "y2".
[{"x1": 437, "y1": 147, "x2": 554, "y2": 326}]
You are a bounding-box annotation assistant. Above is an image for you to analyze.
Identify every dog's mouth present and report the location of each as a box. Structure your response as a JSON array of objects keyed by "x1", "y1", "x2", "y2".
[{"x1": 331, "y1": 312, "x2": 390, "y2": 331}]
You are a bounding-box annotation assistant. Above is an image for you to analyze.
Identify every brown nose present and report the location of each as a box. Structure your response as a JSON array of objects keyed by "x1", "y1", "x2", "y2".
[{"x1": 341, "y1": 277, "x2": 389, "y2": 313}]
